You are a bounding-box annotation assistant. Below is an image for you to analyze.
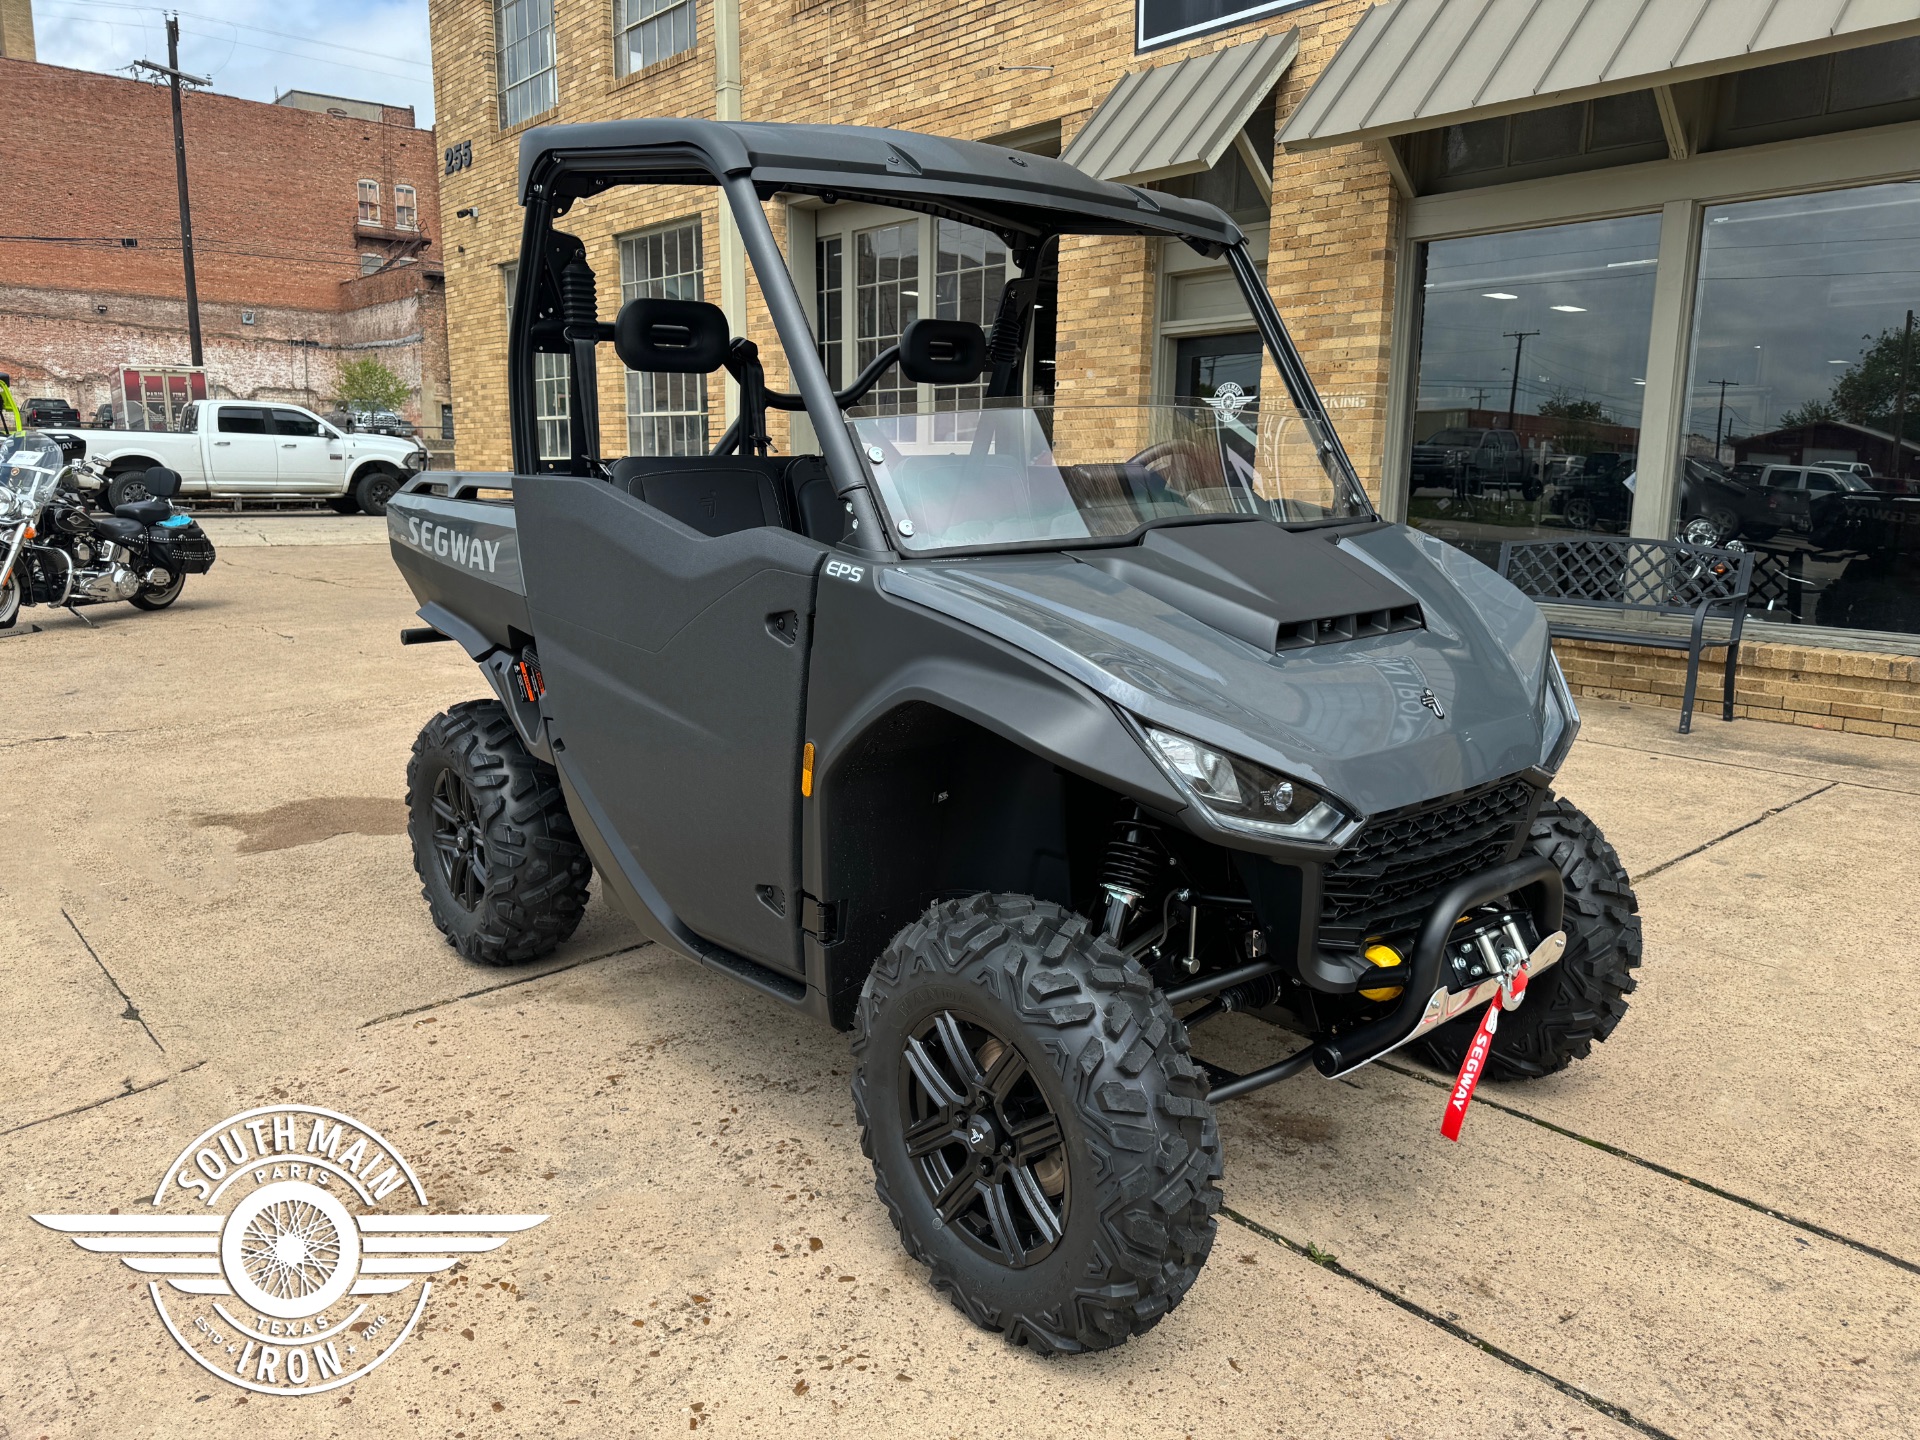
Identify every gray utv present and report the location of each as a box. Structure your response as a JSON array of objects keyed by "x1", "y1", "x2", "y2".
[{"x1": 388, "y1": 119, "x2": 1640, "y2": 1354}]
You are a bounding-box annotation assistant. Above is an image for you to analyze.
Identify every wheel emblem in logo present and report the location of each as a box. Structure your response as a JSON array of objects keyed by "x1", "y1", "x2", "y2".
[
  {"x1": 1205, "y1": 380, "x2": 1251, "y2": 419},
  {"x1": 1420, "y1": 687, "x2": 1446, "y2": 718},
  {"x1": 32, "y1": 1104, "x2": 545, "y2": 1396}
]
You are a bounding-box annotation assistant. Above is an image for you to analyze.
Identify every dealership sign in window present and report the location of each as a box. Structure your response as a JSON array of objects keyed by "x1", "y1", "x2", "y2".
[{"x1": 1138, "y1": 0, "x2": 1317, "y2": 50}]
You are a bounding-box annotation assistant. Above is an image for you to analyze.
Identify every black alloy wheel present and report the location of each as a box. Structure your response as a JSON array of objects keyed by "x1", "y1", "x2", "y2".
[
  {"x1": 431, "y1": 766, "x2": 487, "y2": 910},
  {"x1": 898, "y1": 1010, "x2": 1069, "y2": 1269},
  {"x1": 1564, "y1": 494, "x2": 1597, "y2": 530},
  {"x1": 355, "y1": 467, "x2": 400, "y2": 516}
]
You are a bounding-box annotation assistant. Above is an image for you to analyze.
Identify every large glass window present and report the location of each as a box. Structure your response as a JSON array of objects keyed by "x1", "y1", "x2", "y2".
[
  {"x1": 815, "y1": 236, "x2": 843, "y2": 383},
  {"x1": 616, "y1": 0, "x2": 695, "y2": 76},
  {"x1": 620, "y1": 220, "x2": 708, "y2": 456},
  {"x1": 856, "y1": 222, "x2": 919, "y2": 415},
  {"x1": 1407, "y1": 213, "x2": 1662, "y2": 568},
  {"x1": 496, "y1": 0, "x2": 557, "y2": 129},
  {"x1": 1680, "y1": 181, "x2": 1920, "y2": 634},
  {"x1": 932, "y1": 220, "x2": 1009, "y2": 435}
]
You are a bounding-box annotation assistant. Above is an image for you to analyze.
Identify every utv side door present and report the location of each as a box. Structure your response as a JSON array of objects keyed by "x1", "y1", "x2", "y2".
[{"x1": 516, "y1": 472, "x2": 821, "y2": 976}]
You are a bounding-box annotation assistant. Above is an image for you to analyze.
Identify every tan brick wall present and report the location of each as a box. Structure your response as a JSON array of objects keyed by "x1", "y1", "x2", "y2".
[
  {"x1": 428, "y1": 0, "x2": 1400, "y2": 474},
  {"x1": 1556, "y1": 637, "x2": 1920, "y2": 741},
  {"x1": 0, "y1": 0, "x2": 33, "y2": 60}
]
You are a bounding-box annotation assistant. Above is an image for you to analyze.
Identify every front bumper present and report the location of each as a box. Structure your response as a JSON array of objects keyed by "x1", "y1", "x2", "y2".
[{"x1": 1311, "y1": 853, "x2": 1566, "y2": 1077}]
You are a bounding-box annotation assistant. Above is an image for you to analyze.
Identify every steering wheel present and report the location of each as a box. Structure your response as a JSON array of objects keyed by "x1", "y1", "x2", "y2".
[{"x1": 1126, "y1": 439, "x2": 1216, "y2": 498}]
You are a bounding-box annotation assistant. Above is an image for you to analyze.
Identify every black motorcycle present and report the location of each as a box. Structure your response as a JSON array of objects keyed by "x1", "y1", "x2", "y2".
[{"x1": 0, "y1": 433, "x2": 216, "y2": 627}]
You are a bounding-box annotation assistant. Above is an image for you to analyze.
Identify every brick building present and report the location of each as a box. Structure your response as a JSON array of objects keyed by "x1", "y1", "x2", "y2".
[
  {"x1": 0, "y1": 44, "x2": 451, "y2": 457},
  {"x1": 427, "y1": 0, "x2": 1920, "y2": 736}
]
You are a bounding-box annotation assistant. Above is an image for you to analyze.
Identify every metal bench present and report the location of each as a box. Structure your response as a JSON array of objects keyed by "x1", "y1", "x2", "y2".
[{"x1": 1498, "y1": 537, "x2": 1755, "y2": 735}]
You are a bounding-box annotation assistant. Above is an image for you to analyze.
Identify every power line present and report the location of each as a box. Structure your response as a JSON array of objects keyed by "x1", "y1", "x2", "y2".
[{"x1": 39, "y1": 0, "x2": 430, "y2": 71}]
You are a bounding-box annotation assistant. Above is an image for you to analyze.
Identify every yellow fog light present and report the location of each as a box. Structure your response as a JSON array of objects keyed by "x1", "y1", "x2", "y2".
[{"x1": 1360, "y1": 942, "x2": 1404, "y2": 1002}]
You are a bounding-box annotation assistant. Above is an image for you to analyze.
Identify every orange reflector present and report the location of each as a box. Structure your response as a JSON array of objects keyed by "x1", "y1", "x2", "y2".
[
  {"x1": 801, "y1": 741, "x2": 815, "y2": 798},
  {"x1": 22, "y1": 525, "x2": 34, "y2": 539}
]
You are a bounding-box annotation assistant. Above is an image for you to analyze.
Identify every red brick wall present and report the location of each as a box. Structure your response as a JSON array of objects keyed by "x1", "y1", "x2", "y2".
[
  {"x1": 0, "y1": 55, "x2": 448, "y2": 425},
  {"x1": 0, "y1": 56, "x2": 438, "y2": 309}
]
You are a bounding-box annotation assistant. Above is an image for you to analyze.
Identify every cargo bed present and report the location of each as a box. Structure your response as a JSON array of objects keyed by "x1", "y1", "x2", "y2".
[{"x1": 387, "y1": 472, "x2": 530, "y2": 654}]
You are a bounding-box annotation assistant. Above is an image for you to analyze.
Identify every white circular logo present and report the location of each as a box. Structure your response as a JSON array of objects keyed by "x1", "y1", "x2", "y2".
[
  {"x1": 1206, "y1": 380, "x2": 1252, "y2": 419},
  {"x1": 33, "y1": 1104, "x2": 545, "y2": 1397}
]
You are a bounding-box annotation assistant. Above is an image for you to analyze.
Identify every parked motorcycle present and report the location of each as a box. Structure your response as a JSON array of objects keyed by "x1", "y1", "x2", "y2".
[{"x1": 0, "y1": 432, "x2": 216, "y2": 628}]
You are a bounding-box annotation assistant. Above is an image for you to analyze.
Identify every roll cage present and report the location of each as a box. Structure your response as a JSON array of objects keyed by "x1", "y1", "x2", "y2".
[{"x1": 507, "y1": 117, "x2": 1371, "y2": 558}]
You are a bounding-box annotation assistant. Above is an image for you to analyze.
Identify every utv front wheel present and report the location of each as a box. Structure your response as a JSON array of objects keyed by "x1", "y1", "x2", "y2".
[
  {"x1": 853, "y1": 894, "x2": 1222, "y2": 1354},
  {"x1": 1418, "y1": 795, "x2": 1641, "y2": 1080},
  {"x1": 406, "y1": 699, "x2": 591, "y2": 965}
]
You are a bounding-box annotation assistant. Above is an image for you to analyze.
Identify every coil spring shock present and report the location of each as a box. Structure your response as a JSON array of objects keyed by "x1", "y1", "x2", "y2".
[{"x1": 1099, "y1": 814, "x2": 1166, "y2": 942}]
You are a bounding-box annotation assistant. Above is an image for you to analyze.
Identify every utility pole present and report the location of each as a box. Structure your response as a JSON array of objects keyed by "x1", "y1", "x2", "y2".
[
  {"x1": 1892, "y1": 309, "x2": 1914, "y2": 482},
  {"x1": 1502, "y1": 331, "x2": 1539, "y2": 429},
  {"x1": 1708, "y1": 378, "x2": 1737, "y2": 461},
  {"x1": 133, "y1": 19, "x2": 209, "y2": 367}
]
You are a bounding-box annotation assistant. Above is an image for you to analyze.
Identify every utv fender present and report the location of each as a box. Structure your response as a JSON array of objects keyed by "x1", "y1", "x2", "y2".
[
  {"x1": 414, "y1": 601, "x2": 551, "y2": 762},
  {"x1": 815, "y1": 655, "x2": 1185, "y2": 816}
]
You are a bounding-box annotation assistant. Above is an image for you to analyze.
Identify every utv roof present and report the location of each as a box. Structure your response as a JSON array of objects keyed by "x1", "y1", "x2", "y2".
[{"x1": 519, "y1": 118, "x2": 1244, "y2": 251}]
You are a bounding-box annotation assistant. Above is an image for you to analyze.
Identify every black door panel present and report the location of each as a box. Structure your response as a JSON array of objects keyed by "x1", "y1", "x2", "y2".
[{"x1": 517, "y1": 474, "x2": 821, "y2": 973}]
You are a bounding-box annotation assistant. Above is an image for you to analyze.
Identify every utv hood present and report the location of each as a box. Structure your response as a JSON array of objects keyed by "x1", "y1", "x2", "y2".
[{"x1": 876, "y1": 521, "x2": 1555, "y2": 819}]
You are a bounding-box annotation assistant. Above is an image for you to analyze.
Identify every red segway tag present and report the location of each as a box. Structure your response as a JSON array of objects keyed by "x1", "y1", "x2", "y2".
[{"x1": 1441, "y1": 965, "x2": 1526, "y2": 1142}]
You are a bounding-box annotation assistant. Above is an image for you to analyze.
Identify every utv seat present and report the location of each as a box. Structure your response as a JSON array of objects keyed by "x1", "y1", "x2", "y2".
[{"x1": 607, "y1": 457, "x2": 784, "y2": 538}]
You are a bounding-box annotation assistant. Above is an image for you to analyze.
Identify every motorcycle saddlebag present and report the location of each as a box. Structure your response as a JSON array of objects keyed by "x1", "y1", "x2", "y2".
[{"x1": 148, "y1": 520, "x2": 216, "y2": 575}]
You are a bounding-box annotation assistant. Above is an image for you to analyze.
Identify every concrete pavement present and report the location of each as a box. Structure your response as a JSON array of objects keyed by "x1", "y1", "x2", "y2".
[{"x1": 2, "y1": 524, "x2": 1916, "y2": 1438}]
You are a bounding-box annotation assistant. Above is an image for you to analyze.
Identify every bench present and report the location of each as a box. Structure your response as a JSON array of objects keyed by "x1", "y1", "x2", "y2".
[{"x1": 1498, "y1": 537, "x2": 1755, "y2": 735}]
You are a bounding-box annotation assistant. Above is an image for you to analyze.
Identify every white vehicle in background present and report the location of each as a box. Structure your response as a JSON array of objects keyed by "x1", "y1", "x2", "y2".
[{"x1": 56, "y1": 400, "x2": 428, "y2": 515}]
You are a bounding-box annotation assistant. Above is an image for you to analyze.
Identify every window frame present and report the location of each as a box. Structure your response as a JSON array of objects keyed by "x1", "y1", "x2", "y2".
[
  {"x1": 357, "y1": 179, "x2": 381, "y2": 226},
  {"x1": 394, "y1": 184, "x2": 418, "y2": 231},
  {"x1": 614, "y1": 0, "x2": 696, "y2": 78},
  {"x1": 618, "y1": 217, "x2": 710, "y2": 456},
  {"x1": 496, "y1": 0, "x2": 558, "y2": 131}
]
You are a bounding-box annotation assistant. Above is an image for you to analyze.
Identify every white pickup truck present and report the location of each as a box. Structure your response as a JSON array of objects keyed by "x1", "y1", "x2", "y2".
[{"x1": 61, "y1": 400, "x2": 429, "y2": 515}]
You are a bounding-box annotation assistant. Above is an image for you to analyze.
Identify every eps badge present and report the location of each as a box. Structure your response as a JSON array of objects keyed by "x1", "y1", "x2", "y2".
[{"x1": 33, "y1": 1104, "x2": 544, "y2": 1397}]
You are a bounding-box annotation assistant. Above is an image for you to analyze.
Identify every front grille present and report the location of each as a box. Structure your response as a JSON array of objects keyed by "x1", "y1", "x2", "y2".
[{"x1": 1318, "y1": 777, "x2": 1540, "y2": 947}]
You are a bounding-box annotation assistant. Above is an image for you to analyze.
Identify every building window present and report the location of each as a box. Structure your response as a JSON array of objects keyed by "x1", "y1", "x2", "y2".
[
  {"x1": 1416, "y1": 92, "x2": 1667, "y2": 192},
  {"x1": 1678, "y1": 180, "x2": 1920, "y2": 635},
  {"x1": 616, "y1": 0, "x2": 695, "y2": 76},
  {"x1": 441, "y1": 402, "x2": 455, "y2": 441},
  {"x1": 360, "y1": 253, "x2": 386, "y2": 276},
  {"x1": 1404, "y1": 213, "x2": 1663, "y2": 569},
  {"x1": 855, "y1": 222, "x2": 919, "y2": 415},
  {"x1": 395, "y1": 185, "x2": 418, "y2": 231},
  {"x1": 815, "y1": 236, "x2": 843, "y2": 385},
  {"x1": 1720, "y1": 36, "x2": 1920, "y2": 144},
  {"x1": 497, "y1": 0, "x2": 557, "y2": 129},
  {"x1": 932, "y1": 220, "x2": 1008, "y2": 435},
  {"x1": 358, "y1": 179, "x2": 381, "y2": 225},
  {"x1": 619, "y1": 220, "x2": 707, "y2": 455},
  {"x1": 504, "y1": 261, "x2": 571, "y2": 462}
]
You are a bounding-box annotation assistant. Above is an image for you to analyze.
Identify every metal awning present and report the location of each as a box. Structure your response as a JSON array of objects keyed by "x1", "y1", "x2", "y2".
[
  {"x1": 1063, "y1": 29, "x2": 1300, "y2": 185},
  {"x1": 1279, "y1": 0, "x2": 1920, "y2": 150}
]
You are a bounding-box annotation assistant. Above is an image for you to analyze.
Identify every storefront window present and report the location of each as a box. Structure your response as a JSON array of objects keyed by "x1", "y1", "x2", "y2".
[
  {"x1": 1407, "y1": 213, "x2": 1661, "y2": 568},
  {"x1": 1680, "y1": 181, "x2": 1920, "y2": 634}
]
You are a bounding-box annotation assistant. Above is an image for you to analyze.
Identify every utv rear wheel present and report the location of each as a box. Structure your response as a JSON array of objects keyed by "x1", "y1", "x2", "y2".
[
  {"x1": 406, "y1": 699, "x2": 591, "y2": 966},
  {"x1": 1418, "y1": 795, "x2": 1641, "y2": 1081},
  {"x1": 853, "y1": 893, "x2": 1222, "y2": 1355}
]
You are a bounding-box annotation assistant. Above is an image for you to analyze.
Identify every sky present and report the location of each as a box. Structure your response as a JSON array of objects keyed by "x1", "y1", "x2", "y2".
[{"x1": 35, "y1": 0, "x2": 436, "y2": 125}]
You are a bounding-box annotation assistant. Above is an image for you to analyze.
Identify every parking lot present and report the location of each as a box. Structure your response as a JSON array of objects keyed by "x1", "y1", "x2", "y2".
[{"x1": 3, "y1": 520, "x2": 1918, "y2": 1438}]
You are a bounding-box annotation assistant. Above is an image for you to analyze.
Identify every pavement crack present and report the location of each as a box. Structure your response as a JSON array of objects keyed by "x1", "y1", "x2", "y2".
[
  {"x1": 1632, "y1": 781, "x2": 1837, "y2": 883},
  {"x1": 1376, "y1": 1059, "x2": 1920, "y2": 1279},
  {"x1": 1220, "y1": 1206, "x2": 1680, "y2": 1440},
  {"x1": 0, "y1": 1059, "x2": 207, "y2": 1140},
  {"x1": 63, "y1": 909, "x2": 165, "y2": 1053},
  {"x1": 1577, "y1": 735, "x2": 1920, "y2": 798},
  {"x1": 357, "y1": 942, "x2": 650, "y2": 1028}
]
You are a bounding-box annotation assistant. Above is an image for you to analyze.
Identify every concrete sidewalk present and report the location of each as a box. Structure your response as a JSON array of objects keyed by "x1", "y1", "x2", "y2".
[{"x1": 2, "y1": 543, "x2": 1915, "y2": 1438}]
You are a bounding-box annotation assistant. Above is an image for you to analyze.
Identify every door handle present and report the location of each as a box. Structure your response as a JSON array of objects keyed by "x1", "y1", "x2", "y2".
[
  {"x1": 214, "y1": 440, "x2": 231, "y2": 446},
  {"x1": 766, "y1": 610, "x2": 799, "y2": 645},
  {"x1": 281, "y1": 443, "x2": 297, "y2": 449}
]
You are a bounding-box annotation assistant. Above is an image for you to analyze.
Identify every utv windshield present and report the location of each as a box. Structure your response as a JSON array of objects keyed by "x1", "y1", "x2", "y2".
[{"x1": 854, "y1": 400, "x2": 1368, "y2": 554}]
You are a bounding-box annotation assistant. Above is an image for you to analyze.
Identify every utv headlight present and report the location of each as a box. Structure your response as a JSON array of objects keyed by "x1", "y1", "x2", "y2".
[
  {"x1": 1144, "y1": 726, "x2": 1348, "y2": 841},
  {"x1": 1540, "y1": 654, "x2": 1580, "y2": 772}
]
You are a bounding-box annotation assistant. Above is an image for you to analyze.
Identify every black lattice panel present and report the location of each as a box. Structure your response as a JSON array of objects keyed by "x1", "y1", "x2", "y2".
[{"x1": 1499, "y1": 538, "x2": 1753, "y2": 612}]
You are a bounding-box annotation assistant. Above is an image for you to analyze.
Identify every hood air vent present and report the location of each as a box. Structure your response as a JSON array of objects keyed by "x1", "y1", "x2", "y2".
[{"x1": 1276, "y1": 604, "x2": 1424, "y2": 652}]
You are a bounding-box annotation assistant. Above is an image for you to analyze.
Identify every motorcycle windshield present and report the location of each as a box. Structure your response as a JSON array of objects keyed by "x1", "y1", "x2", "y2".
[{"x1": 0, "y1": 432, "x2": 62, "y2": 519}]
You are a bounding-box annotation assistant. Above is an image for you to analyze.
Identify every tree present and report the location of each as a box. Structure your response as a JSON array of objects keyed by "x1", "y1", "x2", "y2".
[
  {"x1": 1536, "y1": 388, "x2": 1610, "y2": 451},
  {"x1": 1787, "y1": 322, "x2": 1917, "y2": 438},
  {"x1": 336, "y1": 357, "x2": 410, "y2": 415}
]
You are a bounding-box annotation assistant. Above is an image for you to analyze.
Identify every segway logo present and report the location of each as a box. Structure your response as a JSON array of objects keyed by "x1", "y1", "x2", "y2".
[
  {"x1": 405, "y1": 516, "x2": 502, "y2": 574},
  {"x1": 32, "y1": 1104, "x2": 545, "y2": 1397}
]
